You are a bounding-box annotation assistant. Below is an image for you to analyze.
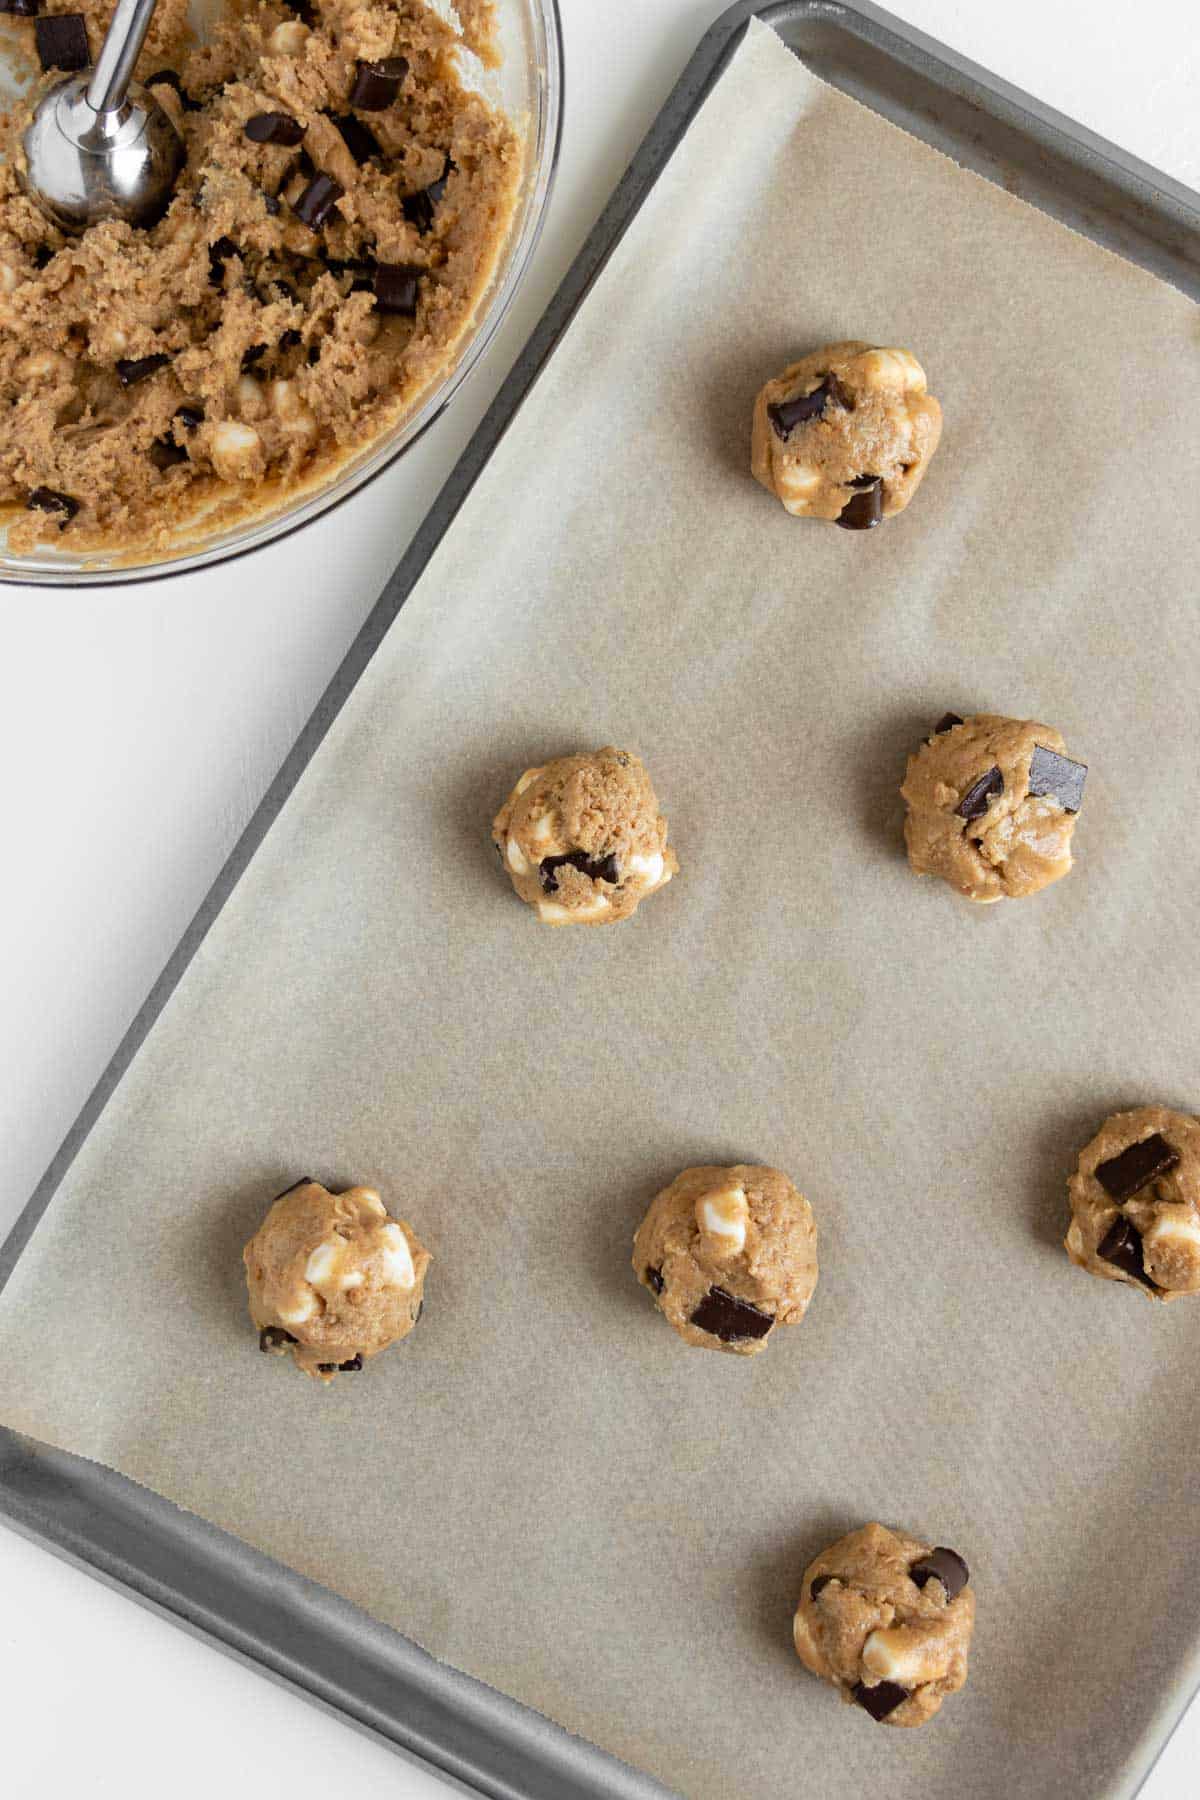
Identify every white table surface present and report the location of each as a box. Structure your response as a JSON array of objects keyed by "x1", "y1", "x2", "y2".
[{"x1": 2, "y1": 2, "x2": 1198, "y2": 1794}]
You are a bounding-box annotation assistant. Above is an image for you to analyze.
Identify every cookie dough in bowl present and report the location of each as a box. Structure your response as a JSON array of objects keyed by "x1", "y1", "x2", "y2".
[
  {"x1": 0, "y1": 0, "x2": 554, "y2": 571},
  {"x1": 901, "y1": 711, "x2": 1087, "y2": 902},
  {"x1": 633, "y1": 1164, "x2": 817, "y2": 1355},
  {"x1": 244, "y1": 1178, "x2": 430, "y2": 1380},
  {"x1": 751, "y1": 341, "x2": 941, "y2": 527},
  {"x1": 1066, "y1": 1106, "x2": 1200, "y2": 1301},
  {"x1": 492, "y1": 747, "x2": 677, "y2": 926},
  {"x1": 794, "y1": 1523, "x2": 974, "y2": 1726}
]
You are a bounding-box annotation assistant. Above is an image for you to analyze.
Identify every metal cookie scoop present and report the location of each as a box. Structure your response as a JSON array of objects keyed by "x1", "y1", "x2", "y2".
[{"x1": 21, "y1": 0, "x2": 186, "y2": 233}]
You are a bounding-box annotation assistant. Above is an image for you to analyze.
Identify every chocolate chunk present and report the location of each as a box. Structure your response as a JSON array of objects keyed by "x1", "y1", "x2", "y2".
[
  {"x1": 270, "y1": 278, "x2": 299, "y2": 304},
  {"x1": 241, "y1": 343, "x2": 267, "y2": 370},
  {"x1": 1095, "y1": 1133, "x2": 1179, "y2": 1202},
  {"x1": 149, "y1": 437, "x2": 188, "y2": 470},
  {"x1": 208, "y1": 236, "x2": 239, "y2": 286},
  {"x1": 373, "y1": 262, "x2": 422, "y2": 316},
  {"x1": 280, "y1": 328, "x2": 302, "y2": 350},
  {"x1": 414, "y1": 1298, "x2": 424, "y2": 1324},
  {"x1": 173, "y1": 404, "x2": 204, "y2": 432},
  {"x1": 1028, "y1": 743, "x2": 1087, "y2": 814},
  {"x1": 317, "y1": 1362, "x2": 337, "y2": 1372},
  {"x1": 338, "y1": 1354, "x2": 364, "y2": 1372},
  {"x1": 27, "y1": 486, "x2": 78, "y2": 524},
  {"x1": 847, "y1": 472, "x2": 879, "y2": 488},
  {"x1": 271, "y1": 1176, "x2": 315, "y2": 1201},
  {"x1": 327, "y1": 111, "x2": 382, "y2": 166},
  {"x1": 934, "y1": 712, "x2": 964, "y2": 735},
  {"x1": 402, "y1": 159, "x2": 452, "y2": 235},
  {"x1": 307, "y1": 344, "x2": 322, "y2": 365},
  {"x1": 259, "y1": 1326, "x2": 297, "y2": 1352},
  {"x1": 145, "y1": 69, "x2": 201, "y2": 111},
  {"x1": 292, "y1": 172, "x2": 344, "y2": 230},
  {"x1": 32, "y1": 244, "x2": 55, "y2": 270},
  {"x1": 35, "y1": 12, "x2": 89, "y2": 71},
  {"x1": 245, "y1": 111, "x2": 305, "y2": 147},
  {"x1": 116, "y1": 353, "x2": 169, "y2": 387},
  {"x1": 852, "y1": 1680, "x2": 908, "y2": 1721},
  {"x1": 646, "y1": 1266, "x2": 664, "y2": 1296},
  {"x1": 262, "y1": 193, "x2": 282, "y2": 216},
  {"x1": 910, "y1": 1547, "x2": 969, "y2": 1600},
  {"x1": 288, "y1": 0, "x2": 314, "y2": 20},
  {"x1": 348, "y1": 55, "x2": 409, "y2": 111},
  {"x1": 1097, "y1": 1216, "x2": 1154, "y2": 1287},
  {"x1": 836, "y1": 479, "x2": 883, "y2": 531},
  {"x1": 767, "y1": 377, "x2": 838, "y2": 440},
  {"x1": 538, "y1": 850, "x2": 621, "y2": 894},
  {"x1": 809, "y1": 1574, "x2": 835, "y2": 1601},
  {"x1": 1, "y1": 0, "x2": 42, "y2": 15},
  {"x1": 955, "y1": 766, "x2": 1003, "y2": 820},
  {"x1": 689, "y1": 1286, "x2": 774, "y2": 1343}
]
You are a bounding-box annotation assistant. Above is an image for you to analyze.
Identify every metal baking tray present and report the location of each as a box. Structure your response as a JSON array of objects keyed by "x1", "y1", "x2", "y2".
[{"x1": 3, "y1": 5, "x2": 1198, "y2": 1796}]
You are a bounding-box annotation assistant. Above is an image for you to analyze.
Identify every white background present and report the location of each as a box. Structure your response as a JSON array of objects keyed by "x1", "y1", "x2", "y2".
[{"x1": 2, "y1": 1, "x2": 1198, "y2": 1794}]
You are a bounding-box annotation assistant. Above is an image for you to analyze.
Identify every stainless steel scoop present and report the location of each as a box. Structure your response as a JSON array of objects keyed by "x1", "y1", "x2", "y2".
[{"x1": 21, "y1": 0, "x2": 186, "y2": 233}]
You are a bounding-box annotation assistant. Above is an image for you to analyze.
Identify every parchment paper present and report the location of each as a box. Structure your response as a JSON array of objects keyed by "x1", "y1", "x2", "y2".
[{"x1": 3, "y1": 20, "x2": 1200, "y2": 1799}]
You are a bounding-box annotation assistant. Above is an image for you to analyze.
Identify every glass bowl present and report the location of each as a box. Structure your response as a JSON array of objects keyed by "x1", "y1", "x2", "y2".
[{"x1": 0, "y1": 0, "x2": 563, "y2": 585}]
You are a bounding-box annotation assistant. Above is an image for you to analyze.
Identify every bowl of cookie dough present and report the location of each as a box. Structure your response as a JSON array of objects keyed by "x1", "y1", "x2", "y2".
[{"x1": 0, "y1": 0, "x2": 562, "y2": 583}]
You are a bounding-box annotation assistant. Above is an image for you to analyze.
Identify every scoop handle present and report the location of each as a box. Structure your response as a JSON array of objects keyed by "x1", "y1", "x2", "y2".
[{"x1": 85, "y1": 0, "x2": 159, "y2": 117}]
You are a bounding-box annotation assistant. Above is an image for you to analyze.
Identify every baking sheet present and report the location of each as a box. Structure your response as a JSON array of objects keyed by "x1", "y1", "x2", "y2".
[{"x1": 2, "y1": 16, "x2": 1200, "y2": 1799}]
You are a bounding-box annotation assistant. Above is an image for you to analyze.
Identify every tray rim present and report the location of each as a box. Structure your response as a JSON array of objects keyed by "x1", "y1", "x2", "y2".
[{"x1": 3, "y1": 4, "x2": 1199, "y2": 1797}]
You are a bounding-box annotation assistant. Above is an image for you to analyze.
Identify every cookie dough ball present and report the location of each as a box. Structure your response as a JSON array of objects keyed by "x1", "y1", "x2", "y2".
[
  {"x1": 492, "y1": 747, "x2": 677, "y2": 926},
  {"x1": 901, "y1": 712, "x2": 1088, "y2": 903},
  {"x1": 244, "y1": 1180, "x2": 430, "y2": 1382},
  {"x1": 793, "y1": 1523, "x2": 974, "y2": 1726},
  {"x1": 632, "y1": 1164, "x2": 817, "y2": 1355},
  {"x1": 751, "y1": 342, "x2": 942, "y2": 527},
  {"x1": 1065, "y1": 1107, "x2": 1200, "y2": 1302}
]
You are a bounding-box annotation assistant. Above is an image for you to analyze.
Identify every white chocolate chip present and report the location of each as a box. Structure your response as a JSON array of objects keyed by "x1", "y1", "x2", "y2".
[
  {"x1": 861, "y1": 1624, "x2": 941, "y2": 1686},
  {"x1": 1143, "y1": 1214, "x2": 1200, "y2": 1252},
  {"x1": 627, "y1": 850, "x2": 664, "y2": 886},
  {"x1": 530, "y1": 813, "x2": 554, "y2": 844},
  {"x1": 696, "y1": 1186, "x2": 749, "y2": 1255},
  {"x1": 304, "y1": 1240, "x2": 341, "y2": 1287},
  {"x1": 19, "y1": 350, "x2": 69, "y2": 382},
  {"x1": 1065, "y1": 1219, "x2": 1084, "y2": 1257},
  {"x1": 269, "y1": 379, "x2": 317, "y2": 438},
  {"x1": 341, "y1": 1270, "x2": 364, "y2": 1291},
  {"x1": 792, "y1": 1608, "x2": 820, "y2": 1671},
  {"x1": 571, "y1": 893, "x2": 611, "y2": 920},
  {"x1": 0, "y1": 263, "x2": 17, "y2": 294},
  {"x1": 779, "y1": 461, "x2": 821, "y2": 495},
  {"x1": 537, "y1": 899, "x2": 569, "y2": 924},
  {"x1": 380, "y1": 1223, "x2": 415, "y2": 1289},
  {"x1": 860, "y1": 348, "x2": 926, "y2": 393},
  {"x1": 506, "y1": 837, "x2": 529, "y2": 875},
  {"x1": 362, "y1": 1191, "x2": 387, "y2": 1217},
  {"x1": 268, "y1": 19, "x2": 310, "y2": 52},
  {"x1": 237, "y1": 374, "x2": 264, "y2": 416},
  {"x1": 278, "y1": 1292, "x2": 316, "y2": 1326},
  {"x1": 210, "y1": 419, "x2": 262, "y2": 479}
]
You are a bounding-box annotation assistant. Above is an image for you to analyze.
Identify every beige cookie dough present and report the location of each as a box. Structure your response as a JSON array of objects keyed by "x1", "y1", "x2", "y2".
[
  {"x1": 901, "y1": 711, "x2": 1087, "y2": 903},
  {"x1": 244, "y1": 1178, "x2": 430, "y2": 1381},
  {"x1": 492, "y1": 747, "x2": 677, "y2": 926},
  {"x1": 793, "y1": 1523, "x2": 974, "y2": 1726},
  {"x1": 750, "y1": 341, "x2": 941, "y2": 527},
  {"x1": 1065, "y1": 1106, "x2": 1200, "y2": 1302},
  {"x1": 0, "y1": 0, "x2": 520, "y2": 553},
  {"x1": 632, "y1": 1164, "x2": 817, "y2": 1355}
]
